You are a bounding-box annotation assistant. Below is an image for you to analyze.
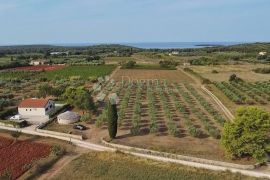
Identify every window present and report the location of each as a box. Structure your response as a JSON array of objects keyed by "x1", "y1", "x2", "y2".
[
  {"x1": 45, "y1": 107, "x2": 48, "y2": 111},
  {"x1": 26, "y1": 109, "x2": 28, "y2": 111},
  {"x1": 30, "y1": 109, "x2": 32, "y2": 111}
]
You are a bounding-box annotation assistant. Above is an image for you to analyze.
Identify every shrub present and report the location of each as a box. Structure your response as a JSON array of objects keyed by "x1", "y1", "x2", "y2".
[
  {"x1": 159, "y1": 60, "x2": 179, "y2": 69},
  {"x1": 253, "y1": 67, "x2": 270, "y2": 74},
  {"x1": 229, "y1": 74, "x2": 242, "y2": 82},
  {"x1": 51, "y1": 145, "x2": 65, "y2": 156},
  {"x1": 211, "y1": 70, "x2": 219, "y2": 73},
  {"x1": 188, "y1": 126, "x2": 203, "y2": 138},
  {"x1": 81, "y1": 113, "x2": 92, "y2": 122},
  {"x1": 122, "y1": 60, "x2": 136, "y2": 69}
]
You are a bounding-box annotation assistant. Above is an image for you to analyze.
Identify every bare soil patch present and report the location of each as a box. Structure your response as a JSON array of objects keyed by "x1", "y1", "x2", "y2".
[{"x1": 112, "y1": 69, "x2": 195, "y2": 83}]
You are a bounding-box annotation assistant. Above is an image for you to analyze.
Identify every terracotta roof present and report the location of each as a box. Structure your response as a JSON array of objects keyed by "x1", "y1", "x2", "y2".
[{"x1": 18, "y1": 98, "x2": 51, "y2": 108}]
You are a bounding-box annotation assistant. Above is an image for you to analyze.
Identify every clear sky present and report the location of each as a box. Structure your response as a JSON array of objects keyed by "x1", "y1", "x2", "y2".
[{"x1": 0, "y1": 0, "x2": 270, "y2": 45}]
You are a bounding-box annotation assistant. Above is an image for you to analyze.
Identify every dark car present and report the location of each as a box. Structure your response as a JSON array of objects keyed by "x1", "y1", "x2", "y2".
[{"x1": 73, "y1": 124, "x2": 87, "y2": 130}]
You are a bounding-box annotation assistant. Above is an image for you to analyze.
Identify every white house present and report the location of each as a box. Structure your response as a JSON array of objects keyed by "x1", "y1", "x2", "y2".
[
  {"x1": 50, "y1": 51, "x2": 69, "y2": 56},
  {"x1": 30, "y1": 59, "x2": 47, "y2": 66},
  {"x1": 258, "y1": 52, "x2": 267, "y2": 56},
  {"x1": 18, "y1": 98, "x2": 55, "y2": 116}
]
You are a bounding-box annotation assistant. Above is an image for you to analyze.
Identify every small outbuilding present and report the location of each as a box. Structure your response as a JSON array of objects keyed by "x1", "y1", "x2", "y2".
[{"x1": 57, "y1": 111, "x2": 80, "y2": 124}]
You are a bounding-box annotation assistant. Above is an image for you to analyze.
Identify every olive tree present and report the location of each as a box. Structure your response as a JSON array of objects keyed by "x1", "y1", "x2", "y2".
[{"x1": 221, "y1": 107, "x2": 270, "y2": 162}]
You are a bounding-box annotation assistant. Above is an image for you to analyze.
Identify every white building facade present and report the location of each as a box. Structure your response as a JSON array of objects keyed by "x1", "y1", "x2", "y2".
[{"x1": 18, "y1": 99, "x2": 55, "y2": 116}]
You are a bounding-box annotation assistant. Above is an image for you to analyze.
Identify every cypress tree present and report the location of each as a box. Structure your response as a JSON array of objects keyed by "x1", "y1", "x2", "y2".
[{"x1": 107, "y1": 100, "x2": 118, "y2": 139}]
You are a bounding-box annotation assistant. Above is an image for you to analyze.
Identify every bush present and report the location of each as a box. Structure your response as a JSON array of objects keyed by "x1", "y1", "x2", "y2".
[
  {"x1": 211, "y1": 70, "x2": 219, "y2": 73},
  {"x1": 190, "y1": 57, "x2": 216, "y2": 65},
  {"x1": 253, "y1": 67, "x2": 270, "y2": 74},
  {"x1": 122, "y1": 60, "x2": 136, "y2": 69},
  {"x1": 81, "y1": 113, "x2": 92, "y2": 122},
  {"x1": 229, "y1": 74, "x2": 242, "y2": 82},
  {"x1": 159, "y1": 60, "x2": 179, "y2": 69},
  {"x1": 51, "y1": 145, "x2": 65, "y2": 156},
  {"x1": 0, "y1": 108, "x2": 17, "y2": 119},
  {"x1": 188, "y1": 126, "x2": 203, "y2": 138}
]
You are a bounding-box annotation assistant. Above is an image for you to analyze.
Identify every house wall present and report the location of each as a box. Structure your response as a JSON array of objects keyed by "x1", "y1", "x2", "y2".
[
  {"x1": 18, "y1": 100, "x2": 55, "y2": 116},
  {"x1": 19, "y1": 107, "x2": 46, "y2": 116}
]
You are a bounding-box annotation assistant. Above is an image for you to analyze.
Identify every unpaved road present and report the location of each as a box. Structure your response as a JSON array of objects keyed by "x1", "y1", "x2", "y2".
[
  {"x1": 201, "y1": 85, "x2": 235, "y2": 121},
  {"x1": 1, "y1": 125, "x2": 270, "y2": 178}
]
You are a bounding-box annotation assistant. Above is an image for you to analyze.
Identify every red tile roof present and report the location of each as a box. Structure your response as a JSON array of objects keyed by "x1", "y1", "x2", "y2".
[{"x1": 18, "y1": 98, "x2": 51, "y2": 108}]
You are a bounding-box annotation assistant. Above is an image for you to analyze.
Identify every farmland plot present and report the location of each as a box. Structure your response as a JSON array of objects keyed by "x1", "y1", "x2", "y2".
[
  {"x1": 112, "y1": 69, "x2": 195, "y2": 83},
  {"x1": 0, "y1": 136, "x2": 51, "y2": 179},
  {"x1": 97, "y1": 81, "x2": 225, "y2": 139},
  {"x1": 213, "y1": 81, "x2": 270, "y2": 105},
  {"x1": 92, "y1": 80, "x2": 253, "y2": 162}
]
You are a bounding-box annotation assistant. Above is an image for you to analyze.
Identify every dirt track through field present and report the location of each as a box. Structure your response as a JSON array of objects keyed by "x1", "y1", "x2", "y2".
[{"x1": 38, "y1": 148, "x2": 88, "y2": 180}]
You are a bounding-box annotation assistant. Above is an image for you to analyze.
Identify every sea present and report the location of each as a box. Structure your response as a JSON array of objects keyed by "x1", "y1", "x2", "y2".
[{"x1": 56, "y1": 42, "x2": 244, "y2": 49}]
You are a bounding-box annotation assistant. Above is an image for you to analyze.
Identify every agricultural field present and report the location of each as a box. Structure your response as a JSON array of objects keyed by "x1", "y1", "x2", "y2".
[
  {"x1": 112, "y1": 69, "x2": 195, "y2": 83},
  {"x1": 0, "y1": 130, "x2": 82, "y2": 179},
  {"x1": 0, "y1": 57, "x2": 11, "y2": 65},
  {"x1": 208, "y1": 80, "x2": 270, "y2": 113},
  {"x1": 42, "y1": 65, "x2": 116, "y2": 80},
  {"x1": 190, "y1": 64, "x2": 270, "y2": 82},
  {"x1": 104, "y1": 56, "x2": 136, "y2": 64},
  {"x1": 52, "y1": 152, "x2": 256, "y2": 180},
  {"x1": 91, "y1": 79, "x2": 256, "y2": 163},
  {"x1": 0, "y1": 136, "x2": 51, "y2": 179},
  {"x1": 5, "y1": 64, "x2": 65, "y2": 72}
]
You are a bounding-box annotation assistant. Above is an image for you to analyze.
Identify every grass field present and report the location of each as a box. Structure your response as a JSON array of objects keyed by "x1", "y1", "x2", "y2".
[
  {"x1": 52, "y1": 152, "x2": 256, "y2": 180},
  {"x1": 191, "y1": 64, "x2": 270, "y2": 82},
  {"x1": 0, "y1": 57, "x2": 11, "y2": 65},
  {"x1": 0, "y1": 71, "x2": 37, "y2": 79}
]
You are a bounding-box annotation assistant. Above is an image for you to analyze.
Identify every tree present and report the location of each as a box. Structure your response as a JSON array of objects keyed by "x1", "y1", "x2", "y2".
[
  {"x1": 107, "y1": 100, "x2": 118, "y2": 139},
  {"x1": 221, "y1": 107, "x2": 270, "y2": 163},
  {"x1": 11, "y1": 131, "x2": 21, "y2": 142},
  {"x1": 229, "y1": 74, "x2": 242, "y2": 82},
  {"x1": 62, "y1": 86, "x2": 96, "y2": 113},
  {"x1": 122, "y1": 60, "x2": 136, "y2": 68}
]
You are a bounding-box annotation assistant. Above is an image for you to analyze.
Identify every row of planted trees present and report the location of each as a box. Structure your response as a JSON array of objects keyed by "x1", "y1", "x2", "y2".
[
  {"x1": 157, "y1": 82, "x2": 179, "y2": 136},
  {"x1": 230, "y1": 81, "x2": 267, "y2": 104},
  {"x1": 213, "y1": 82, "x2": 248, "y2": 104},
  {"x1": 175, "y1": 84, "x2": 221, "y2": 139},
  {"x1": 184, "y1": 84, "x2": 226, "y2": 126},
  {"x1": 130, "y1": 84, "x2": 142, "y2": 135},
  {"x1": 147, "y1": 84, "x2": 159, "y2": 134},
  {"x1": 168, "y1": 87, "x2": 203, "y2": 138}
]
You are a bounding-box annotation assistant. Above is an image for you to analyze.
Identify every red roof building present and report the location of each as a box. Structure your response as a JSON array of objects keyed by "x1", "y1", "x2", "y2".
[{"x1": 18, "y1": 98, "x2": 51, "y2": 108}]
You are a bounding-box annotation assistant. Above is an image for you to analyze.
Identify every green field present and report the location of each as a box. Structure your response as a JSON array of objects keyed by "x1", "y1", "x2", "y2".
[
  {"x1": 0, "y1": 57, "x2": 11, "y2": 65},
  {"x1": 52, "y1": 152, "x2": 256, "y2": 180},
  {"x1": 42, "y1": 65, "x2": 116, "y2": 80},
  {"x1": 0, "y1": 71, "x2": 37, "y2": 79}
]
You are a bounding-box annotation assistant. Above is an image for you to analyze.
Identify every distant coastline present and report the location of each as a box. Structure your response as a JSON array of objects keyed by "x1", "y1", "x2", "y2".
[
  {"x1": 0, "y1": 42, "x2": 245, "y2": 50},
  {"x1": 121, "y1": 42, "x2": 242, "y2": 49}
]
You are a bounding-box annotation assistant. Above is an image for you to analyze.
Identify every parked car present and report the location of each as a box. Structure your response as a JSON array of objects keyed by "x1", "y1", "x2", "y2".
[
  {"x1": 73, "y1": 124, "x2": 87, "y2": 130},
  {"x1": 10, "y1": 115, "x2": 22, "y2": 120}
]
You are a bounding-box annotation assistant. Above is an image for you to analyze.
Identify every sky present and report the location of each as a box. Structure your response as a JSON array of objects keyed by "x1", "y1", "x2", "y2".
[{"x1": 0, "y1": 0, "x2": 270, "y2": 45}]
